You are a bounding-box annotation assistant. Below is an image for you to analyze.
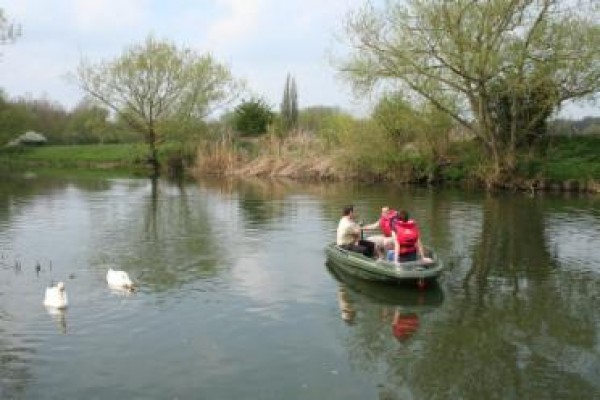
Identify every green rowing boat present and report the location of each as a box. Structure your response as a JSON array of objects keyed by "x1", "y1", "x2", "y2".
[{"x1": 325, "y1": 242, "x2": 443, "y2": 285}]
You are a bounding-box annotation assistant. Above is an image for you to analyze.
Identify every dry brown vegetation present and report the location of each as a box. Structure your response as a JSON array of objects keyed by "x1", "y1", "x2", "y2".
[{"x1": 193, "y1": 131, "x2": 343, "y2": 180}]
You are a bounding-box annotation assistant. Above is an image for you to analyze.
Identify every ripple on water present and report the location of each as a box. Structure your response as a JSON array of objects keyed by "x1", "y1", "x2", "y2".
[
  {"x1": 3, "y1": 176, "x2": 600, "y2": 398},
  {"x1": 545, "y1": 211, "x2": 600, "y2": 274}
]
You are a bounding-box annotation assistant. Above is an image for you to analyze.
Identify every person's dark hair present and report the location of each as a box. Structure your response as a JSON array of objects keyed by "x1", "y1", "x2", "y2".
[
  {"x1": 342, "y1": 205, "x2": 354, "y2": 216},
  {"x1": 398, "y1": 210, "x2": 410, "y2": 222}
]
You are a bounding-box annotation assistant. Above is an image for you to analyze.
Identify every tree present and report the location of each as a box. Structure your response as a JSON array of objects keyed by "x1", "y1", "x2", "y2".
[
  {"x1": 0, "y1": 96, "x2": 70, "y2": 144},
  {"x1": 21, "y1": 97, "x2": 70, "y2": 141},
  {"x1": 0, "y1": 9, "x2": 21, "y2": 46},
  {"x1": 64, "y1": 98, "x2": 112, "y2": 144},
  {"x1": 76, "y1": 35, "x2": 242, "y2": 175},
  {"x1": 372, "y1": 93, "x2": 419, "y2": 143},
  {"x1": 0, "y1": 92, "x2": 29, "y2": 145},
  {"x1": 280, "y1": 73, "x2": 298, "y2": 132},
  {"x1": 339, "y1": 0, "x2": 600, "y2": 182},
  {"x1": 373, "y1": 93, "x2": 453, "y2": 181},
  {"x1": 232, "y1": 98, "x2": 274, "y2": 136}
]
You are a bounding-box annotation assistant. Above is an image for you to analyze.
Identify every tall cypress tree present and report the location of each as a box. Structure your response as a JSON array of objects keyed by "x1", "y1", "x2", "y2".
[
  {"x1": 290, "y1": 77, "x2": 298, "y2": 129},
  {"x1": 280, "y1": 73, "x2": 298, "y2": 132}
]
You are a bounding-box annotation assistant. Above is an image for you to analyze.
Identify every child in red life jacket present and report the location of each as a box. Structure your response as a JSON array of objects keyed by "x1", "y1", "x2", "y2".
[
  {"x1": 363, "y1": 206, "x2": 397, "y2": 258},
  {"x1": 391, "y1": 210, "x2": 432, "y2": 264}
]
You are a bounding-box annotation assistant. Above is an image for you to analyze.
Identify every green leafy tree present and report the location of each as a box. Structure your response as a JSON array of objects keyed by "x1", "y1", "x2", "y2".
[
  {"x1": 298, "y1": 106, "x2": 353, "y2": 150},
  {"x1": 373, "y1": 93, "x2": 453, "y2": 179},
  {"x1": 372, "y1": 93, "x2": 419, "y2": 143},
  {"x1": 19, "y1": 97, "x2": 70, "y2": 143},
  {"x1": 233, "y1": 98, "x2": 274, "y2": 136},
  {"x1": 64, "y1": 98, "x2": 112, "y2": 144},
  {"x1": 280, "y1": 73, "x2": 298, "y2": 132},
  {"x1": 0, "y1": 96, "x2": 70, "y2": 144},
  {"x1": 0, "y1": 93, "x2": 30, "y2": 145},
  {"x1": 76, "y1": 35, "x2": 242, "y2": 175},
  {"x1": 299, "y1": 106, "x2": 342, "y2": 132},
  {"x1": 339, "y1": 0, "x2": 600, "y2": 181}
]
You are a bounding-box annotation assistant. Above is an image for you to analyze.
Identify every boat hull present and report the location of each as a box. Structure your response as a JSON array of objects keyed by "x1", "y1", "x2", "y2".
[{"x1": 325, "y1": 243, "x2": 443, "y2": 285}]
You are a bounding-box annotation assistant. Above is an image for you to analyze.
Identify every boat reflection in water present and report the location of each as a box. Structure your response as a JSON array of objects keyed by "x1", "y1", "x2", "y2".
[{"x1": 327, "y1": 261, "x2": 444, "y2": 343}]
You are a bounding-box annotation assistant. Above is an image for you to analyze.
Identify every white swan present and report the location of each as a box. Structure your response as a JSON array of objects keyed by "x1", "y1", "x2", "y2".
[
  {"x1": 106, "y1": 268, "x2": 134, "y2": 290},
  {"x1": 43, "y1": 281, "x2": 68, "y2": 309}
]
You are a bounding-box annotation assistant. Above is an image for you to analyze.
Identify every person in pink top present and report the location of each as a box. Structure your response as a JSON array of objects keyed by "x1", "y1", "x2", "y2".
[{"x1": 363, "y1": 206, "x2": 397, "y2": 258}]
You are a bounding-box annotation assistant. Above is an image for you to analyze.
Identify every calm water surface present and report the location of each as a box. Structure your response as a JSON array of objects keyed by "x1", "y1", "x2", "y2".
[{"x1": 1, "y1": 174, "x2": 600, "y2": 399}]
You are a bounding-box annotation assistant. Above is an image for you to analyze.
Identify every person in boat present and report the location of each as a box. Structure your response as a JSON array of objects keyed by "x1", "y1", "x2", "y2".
[
  {"x1": 391, "y1": 210, "x2": 432, "y2": 264},
  {"x1": 363, "y1": 206, "x2": 397, "y2": 258},
  {"x1": 336, "y1": 205, "x2": 376, "y2": 258}
]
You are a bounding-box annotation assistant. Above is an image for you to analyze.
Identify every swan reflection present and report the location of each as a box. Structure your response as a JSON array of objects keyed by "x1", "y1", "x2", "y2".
[{"x1": 45, "y1": 306, "x2": 67, "y2": 334}]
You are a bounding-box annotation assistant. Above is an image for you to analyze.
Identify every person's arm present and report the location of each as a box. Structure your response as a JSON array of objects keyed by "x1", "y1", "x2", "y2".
[
  {"x1": 363, "y1": 220, "x2": 379, "y2": 230},
  {"x1": 416, "y1": 238, "x2": 425, "y2": 259},
  {"x1": 417, "y1": 238, "x2": 433, "y2": 263},
  {"x1": 392, "y1": 231, "x2": 400, "y2": 264}
]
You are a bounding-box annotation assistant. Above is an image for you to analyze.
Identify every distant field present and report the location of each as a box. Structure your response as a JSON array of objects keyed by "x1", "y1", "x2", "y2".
[{"x1": 0, "y1": 143, "x2": 146, "y2": 170}]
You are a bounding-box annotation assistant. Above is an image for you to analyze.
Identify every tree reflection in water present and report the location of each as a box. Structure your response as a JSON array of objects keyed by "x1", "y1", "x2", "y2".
[
  {"x1": 0, "y1": 308, "x2": 33, "y2": 399},
  {"x1": 326, "y1": 192, "x2": 600, "y2": 398},
  {"x1": 90, "y1": 178, "x2": 222, "y2": 293}
]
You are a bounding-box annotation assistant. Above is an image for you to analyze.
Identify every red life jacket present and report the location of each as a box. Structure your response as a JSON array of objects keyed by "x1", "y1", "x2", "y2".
[
  {"x1": 379, "y1": 209, "x2": 398, "y2": 237},
  {"x1": 392, "y1": 313, "x2": 420, "y2": 341},
  {"x1": 394, "y1": 219, "x2": 419, "y2": 255}
]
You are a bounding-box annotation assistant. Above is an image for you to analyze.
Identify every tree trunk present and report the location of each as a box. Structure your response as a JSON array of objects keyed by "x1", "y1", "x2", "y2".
[
  {"x1": 507, "y1": 91, "x2": 519, "y2": 174},
  {"x1": 147, "y1": 128, "x2": 160, "y2": 177},
  {"x1": 474, "y1": 104, "x2": 503, "y2": 186}
]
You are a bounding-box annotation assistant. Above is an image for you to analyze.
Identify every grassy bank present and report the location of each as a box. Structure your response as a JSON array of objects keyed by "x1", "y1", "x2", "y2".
[
  {"x1": 1, "y1": 143, "x2": 142, "y2": 166},
  {"x1": 0, "y1": 143, "x2": 151, "y2": 175},
  {"x1": 2, "y1": 136, "x2": 600, "y2": 192},
  {"x1": 193, "y1": 133, "x2": 600, "y2": 192},
  {"x1": 535, "y1": 136, "x2": 600, "y2": 181}
]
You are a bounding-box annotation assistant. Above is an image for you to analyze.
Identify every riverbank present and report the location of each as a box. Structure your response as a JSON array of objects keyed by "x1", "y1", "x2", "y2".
[
  {"x1": 0, "y1": 143, "x2": 143, "y2": 169},
  {"x1": 3, "y1": 135, "x2": 600, "y2": 193},
  {"x1": 193, "y1": 134, "x2": 600, "y2": 193}
]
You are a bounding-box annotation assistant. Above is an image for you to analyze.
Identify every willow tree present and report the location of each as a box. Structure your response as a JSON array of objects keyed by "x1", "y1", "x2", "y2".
[
  {"x1": 339, "y1": 0, "x2": 600, "y2": 182},
  {"x1": 76, "y1": 36, "x2": 241, "y2": 175}
]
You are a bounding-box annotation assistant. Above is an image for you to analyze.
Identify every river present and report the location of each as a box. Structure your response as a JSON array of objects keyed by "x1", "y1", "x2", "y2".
[{"x1": 1, "y1": 173, "x2": 599, "y2": 399}]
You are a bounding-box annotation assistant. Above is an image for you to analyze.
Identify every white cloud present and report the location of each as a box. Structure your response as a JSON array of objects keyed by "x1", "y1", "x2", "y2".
[
  {"x1": 204, "y1": 0, "x2": 265, "y2": 52},
  {"x1": 1, "y1": 0, "x2": 594, "y2": 119},
  {"x1": 68, "y1": 0, "x2": 147, "y2": 32}
]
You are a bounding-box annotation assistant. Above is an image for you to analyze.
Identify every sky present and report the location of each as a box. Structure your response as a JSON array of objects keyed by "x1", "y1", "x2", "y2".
[
  {"x1": 0, "y1": 0, "x2": 368, "y2": 116},
  {"x1": 0, "y1": 0, "x2": 598, "y2": 119}
]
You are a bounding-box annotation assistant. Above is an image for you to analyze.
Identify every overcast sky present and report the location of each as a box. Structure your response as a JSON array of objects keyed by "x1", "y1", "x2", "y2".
[{"x1": 0, "y1": 0, "x2": 597, "y2": 119}]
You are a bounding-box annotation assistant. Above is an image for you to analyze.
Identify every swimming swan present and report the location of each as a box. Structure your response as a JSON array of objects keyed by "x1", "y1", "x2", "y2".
[
  {"x1": 43, "y1": 281, "x2": 68, "y2": 309},
  {"x1": 106, "y1": 268, "x2": 134, "y2": 289}
]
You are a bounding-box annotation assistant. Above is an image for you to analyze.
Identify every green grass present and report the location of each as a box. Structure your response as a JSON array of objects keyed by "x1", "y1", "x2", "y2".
[
  {"x1": 440, "y1": 140, "x2": 483, "y2": 182},
  {"x1": 441, "y1": 135, "x2": 600, "y2": 183},
  {"x1": 539, "y1": 135, "x2": 600, "y2": 181},
  {"x1": 0, "y1": 143, "x2": 148, "y2": 170},
  {"x1": 3, "y1": 135, "x2": 600, "y2": 184}
]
